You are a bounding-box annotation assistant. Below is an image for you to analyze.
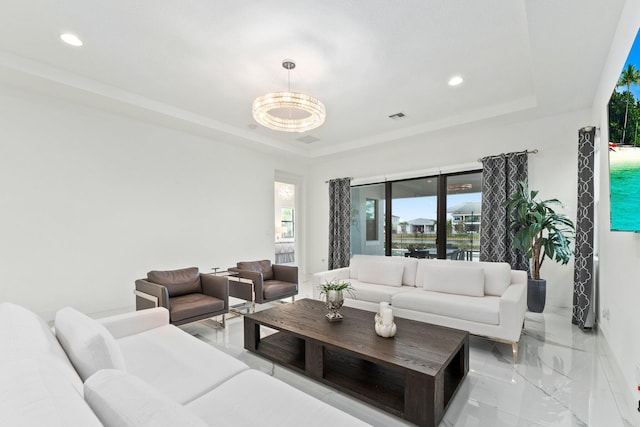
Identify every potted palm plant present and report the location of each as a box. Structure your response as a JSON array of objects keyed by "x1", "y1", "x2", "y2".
[{"x1": 502, "y1": 181, "x2": 575, "y2": 312}]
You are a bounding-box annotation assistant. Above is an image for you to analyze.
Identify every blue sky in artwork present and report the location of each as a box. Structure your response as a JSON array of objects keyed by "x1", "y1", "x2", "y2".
[{"x1": 619, "y1": 28, "x2": 640, "y2": 98}]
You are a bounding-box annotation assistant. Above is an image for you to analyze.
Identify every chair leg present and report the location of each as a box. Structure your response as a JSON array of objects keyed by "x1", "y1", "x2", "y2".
[{"x1": 512, "y1": 342, "x2": 519, "y2": 363}]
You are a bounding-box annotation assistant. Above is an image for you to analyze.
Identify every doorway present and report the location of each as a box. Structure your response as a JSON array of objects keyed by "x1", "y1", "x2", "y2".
[{"x1": 274, "y1": 181, "x2": 296, "y2": 264}]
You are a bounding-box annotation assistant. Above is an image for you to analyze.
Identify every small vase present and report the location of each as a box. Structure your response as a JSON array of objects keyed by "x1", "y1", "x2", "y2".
[{"x1": 325, "y1": 289, "x2": 344, "y2": 322}]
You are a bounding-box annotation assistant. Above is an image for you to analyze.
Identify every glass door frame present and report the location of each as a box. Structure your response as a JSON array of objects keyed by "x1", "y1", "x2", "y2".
[{"x1": 376, "y1": 170, "x2": 482, "y2": 259}]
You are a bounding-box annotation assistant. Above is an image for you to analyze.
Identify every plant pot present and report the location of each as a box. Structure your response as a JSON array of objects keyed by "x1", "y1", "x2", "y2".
[
  {"x1": 527, "y1": 278, "x2": 546, "y2": 313},
  {"x1": 325, "y1": 290, "x2": 344, "y2": 322}
]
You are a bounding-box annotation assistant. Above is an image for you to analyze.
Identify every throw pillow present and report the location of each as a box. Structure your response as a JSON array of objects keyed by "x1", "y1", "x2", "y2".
[
  {"x1": 147, "y1": 267, "x2": 202, "y2": 297},
  {"x1": 85, "y1": 369, "x2": 208, "y2": 427},
  {"x1": 357, "y1": 261, "x2": 405, "y2": 286},
  {"x1": 479, "y1": 262, "x2": 512, "y2": 296},
  {"x1": 423, "y1": 264, "x2": 485, "y2": 297},
  {"x1": 54, "y1": 307, "x2": 126, "y2": 382}
]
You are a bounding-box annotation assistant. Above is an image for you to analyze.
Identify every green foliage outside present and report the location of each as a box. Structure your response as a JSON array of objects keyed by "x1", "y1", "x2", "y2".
[{"x1": 609, "y1": 64, "x2": 640, "y2": 145}]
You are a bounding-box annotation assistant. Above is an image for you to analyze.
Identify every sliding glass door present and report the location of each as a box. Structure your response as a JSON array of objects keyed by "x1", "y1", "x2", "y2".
[
  {"x1": 445, "y1": 173, "x2": 482, "y2": 261},
  {"x1": 351, "y1": 171, "x2": 481, "y2": 260},
  {"x1": 391, "y1": 178, "x2": 438, "y2": 258},
  {"x1": 350, "y1": 183, "x2": 386, "y2": 256}
]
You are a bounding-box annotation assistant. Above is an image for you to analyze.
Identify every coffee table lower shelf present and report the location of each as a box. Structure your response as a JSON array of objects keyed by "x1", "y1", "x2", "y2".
[{"x1": 244, "y1": 318, "x2": 468, "y2": 427}]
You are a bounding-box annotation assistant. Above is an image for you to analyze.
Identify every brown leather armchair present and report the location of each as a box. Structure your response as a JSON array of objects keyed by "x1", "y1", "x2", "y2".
[
  {"x1": 228, "y1": 260, "x2": 298, "y2": 311},
  {"x1": 134, "y1": 267, "x2": 229, "y2": 326}
]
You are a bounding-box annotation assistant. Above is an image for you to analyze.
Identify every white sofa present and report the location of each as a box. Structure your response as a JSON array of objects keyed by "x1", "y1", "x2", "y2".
[
  {"x1": 313, "y1": 254, "x2": 527, "y2": 361},
  {"x1": 0, "y1": 302, "x2": 369, "y2": 427}
]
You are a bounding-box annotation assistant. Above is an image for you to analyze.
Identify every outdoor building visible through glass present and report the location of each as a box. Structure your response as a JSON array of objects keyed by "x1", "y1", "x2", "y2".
[
  {"x1": 351, "y1": 171, "x2": 481, "y2": 260},
  {"x1": 608, "y1": 28, "x2": 640, "y2": 232}
]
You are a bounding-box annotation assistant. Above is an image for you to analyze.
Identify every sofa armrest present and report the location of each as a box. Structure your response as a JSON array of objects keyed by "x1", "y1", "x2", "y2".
[
  {"x1": 498, "y1": 282, "x2": 527, "y2": 342},
  {"x1": 99, "y1": 307, "x2": 170, "y2": 339},
  {"x1": 272, "y1": 264, "x2": 298, "y2": 283},
  {"x1": 229, "y1": 269, "x2": 265, "y2": 298},
  {"x1": 135, "y1": 279, "x2": 169, "y2": 309},
  {"x1": 312, "y1": 268, "x2": 350, "y2": 299},
  {"x1": 200, "y1": 274, "x2": 229, "y2": 307},
  {"x1": 510, "y1": 269, "x2": 528, "y2": 286}
]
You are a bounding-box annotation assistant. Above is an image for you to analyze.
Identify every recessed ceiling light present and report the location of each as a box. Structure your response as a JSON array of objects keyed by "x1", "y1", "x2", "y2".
[
  {"x1": 60, "y1": 33, "x2": 83, "y2": 47},
  {"x1": 448, "y1": 75, "x2": 464, "y2": 86}
]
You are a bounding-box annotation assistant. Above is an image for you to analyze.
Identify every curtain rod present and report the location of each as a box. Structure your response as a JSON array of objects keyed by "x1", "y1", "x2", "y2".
[
  {"x1": 477, "y1": 149, "x2": 538, "y2": 163},
  {"x1": 325, "y1": 177, "x2": 354, "y2": 184}
]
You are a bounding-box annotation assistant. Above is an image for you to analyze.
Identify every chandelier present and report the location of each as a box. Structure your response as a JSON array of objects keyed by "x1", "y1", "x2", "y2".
[{"x1": 252, "y1": 60, "x2": 326, "y2": 133}]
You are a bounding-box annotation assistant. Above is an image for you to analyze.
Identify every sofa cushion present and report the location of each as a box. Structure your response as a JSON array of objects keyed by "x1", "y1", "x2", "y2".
[
  {"x1": 169, "y1": 294, "x2": 225, "y2": 323},
  {"x1": 55, "y1": 307, "x2": 126, "y2": 382},
  {"x1": 349, "y1": 254, "x2": 419, "y2": 286},
  {"x1": 85, "y1": 369, "x2": 208, "y2": 427},
  {"x1": 0, "y1": 357, "x2": 102, "y2": 426},
  {"x1": 477, "y1": 261, "x2": 512, "y2": 296},
  {"x1": 147, "y1": 267, "x2": 202, "y2": 297},
  {"x1": 263, "y1": 280, "x2": 298, "y2": 299},
  {"x1": 357, "y1": 260, "x2": 404, "y2": 286},
  {"x1": 423, "y1": 264, "x2": 485, "y2": 297},
  {"x1": 187, "y1": 370, "x2": 369, "y2": 427},
  {"x1": 116, "y1": 324, "x2": 248, "y2": 404},
  {"x1": 417, "y1": 259, "x2": 513, "y2": 297},
  {"x1": 392, "y1": 291, "x2": 500, "y2": 325},
  {"x1": 349, "y1": 254, "x2": 385, "y2": 279},
  {"x1": 0, "y1": 302, "x2": 82, "y2": 391},
  {"x1": 237, "y1": 260, "x2": 274, "y2": 281},
  {"x1": 345, "y1": 280, "x2": 415, "y2": 304}
]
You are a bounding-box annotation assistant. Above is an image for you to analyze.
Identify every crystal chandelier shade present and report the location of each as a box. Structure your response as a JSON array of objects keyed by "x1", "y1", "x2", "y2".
[{"x1": 252, "y1": 60, "x2": 326, "y2": 133}]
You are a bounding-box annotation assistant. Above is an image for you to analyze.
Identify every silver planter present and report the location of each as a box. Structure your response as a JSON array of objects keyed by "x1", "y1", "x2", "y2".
[{"x1": 325, "y1": 290, "x2": 344, "y2": 322}]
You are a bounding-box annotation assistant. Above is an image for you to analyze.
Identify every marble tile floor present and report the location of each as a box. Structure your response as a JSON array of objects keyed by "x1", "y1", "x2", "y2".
[{"x1": 180, "y1": 290, "x2": 639, "y2": 427}]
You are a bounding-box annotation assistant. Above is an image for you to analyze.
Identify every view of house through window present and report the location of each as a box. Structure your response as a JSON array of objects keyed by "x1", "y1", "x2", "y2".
[{"x1": 351, "y1": 171, "x2": 481, "y2": 260}]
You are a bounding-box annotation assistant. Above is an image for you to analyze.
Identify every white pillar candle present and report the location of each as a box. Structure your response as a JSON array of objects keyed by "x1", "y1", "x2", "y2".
[
  {"x1": 382, "y1": 308, "x2": 393, "y2": 326},
  {"x1": 379, "y1": 301, "x2": 389, "y2": 314}
]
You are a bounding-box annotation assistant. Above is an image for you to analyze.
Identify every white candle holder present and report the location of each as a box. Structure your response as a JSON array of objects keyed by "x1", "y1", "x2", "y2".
[{"x1": 374, "y1": 308, "x2": 397, "y2": 338}]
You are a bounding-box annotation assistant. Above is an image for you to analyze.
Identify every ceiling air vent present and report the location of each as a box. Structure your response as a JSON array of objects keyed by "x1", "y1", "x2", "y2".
[
  {"x1": 388, "y1": 112, "x2": 406, "y2": 120},
  {"x1": 296, "y1": 135, "x2": 320, "y2": 144}
]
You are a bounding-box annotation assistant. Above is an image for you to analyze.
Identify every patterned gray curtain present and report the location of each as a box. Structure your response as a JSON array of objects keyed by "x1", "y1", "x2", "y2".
[
  {"x1": 572, "y1": 127, "x2": 595, "y2": 329},
  {"x1": 328, "y1": 178, "x2": 351, "y2": 269},
  {"x1": 480, "y1": 151, "x2": 529, "y2": 271}
]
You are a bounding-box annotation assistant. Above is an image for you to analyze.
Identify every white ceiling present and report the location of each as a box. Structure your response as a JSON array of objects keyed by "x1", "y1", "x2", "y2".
[{"x1": 0, "y1": 0, "x2": 627, "y2": 158}]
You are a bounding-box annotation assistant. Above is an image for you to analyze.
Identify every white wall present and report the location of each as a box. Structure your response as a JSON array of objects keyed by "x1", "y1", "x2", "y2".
[
  {"x1": 0, "y1": 84, "x2": 307, "y2": 320},
  {"x1": 592, "y1": 0, "x2": 640, "y2": 398},
  {"x1": 306, "y1": 109, "x2": 591, "y2": 308}
]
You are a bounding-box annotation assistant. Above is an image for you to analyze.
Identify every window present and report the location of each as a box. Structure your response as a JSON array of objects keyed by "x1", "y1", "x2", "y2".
[
  {"x1": 351, "y1": 171, "x2": 481, "y2": 260},
  {"x1": 365, "y1": 199, "x2": 378, "y2": 241},
  {"x1": 280, "y1": 208, "x2": 294, "y2": 238},
  {"x1": 350, "y1": 183, "x2": 385, "y2": 255}
]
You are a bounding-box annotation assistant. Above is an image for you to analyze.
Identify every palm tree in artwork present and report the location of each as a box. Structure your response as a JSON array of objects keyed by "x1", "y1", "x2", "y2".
[{"x1": 616, "y1": 63, "x2": 640, "y2": 145}]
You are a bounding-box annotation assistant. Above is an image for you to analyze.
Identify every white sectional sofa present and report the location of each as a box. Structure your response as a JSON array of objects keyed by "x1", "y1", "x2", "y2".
[
  {"x1": 0, "y1": 302, "x2": 369, "y2": 427},
  {"x1": 313, "y1": 254, "x2": 527, "y2": 361}
]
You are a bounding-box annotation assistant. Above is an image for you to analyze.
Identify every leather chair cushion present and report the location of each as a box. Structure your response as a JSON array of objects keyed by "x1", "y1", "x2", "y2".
[
  {"x1": 237, "y1": 260, "x2": 273, "y2": 281},
  {"x1": 147, "y1": 267, "x2": 202, "y2": 298},
  {"x1": 263, "y1": 280, "x2": 297, "y2": 300},
  {"x1": 169, "y1": 294, "x2": 225, "y2": 323}
]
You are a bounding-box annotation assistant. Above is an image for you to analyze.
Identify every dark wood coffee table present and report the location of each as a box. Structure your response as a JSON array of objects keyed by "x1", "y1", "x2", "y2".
[{"x1": 244, "y1": 299, "x2": 469, "y2": 427}]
